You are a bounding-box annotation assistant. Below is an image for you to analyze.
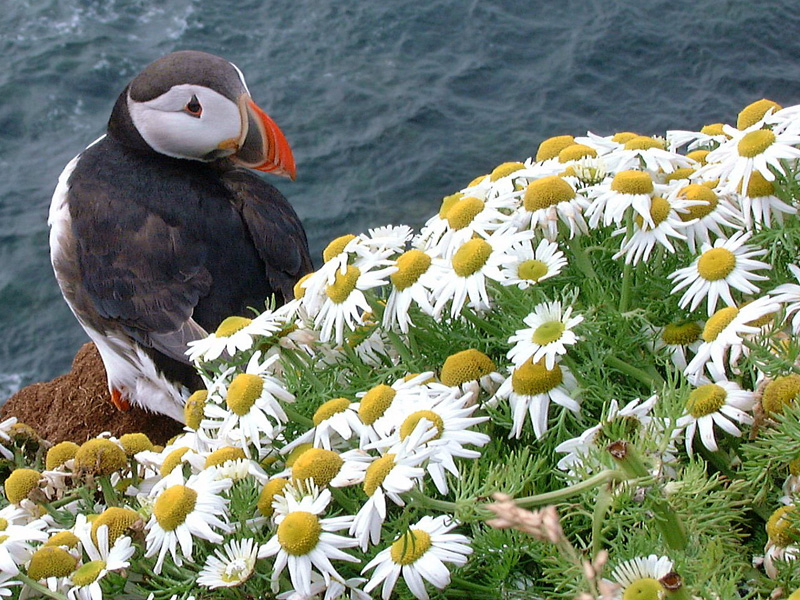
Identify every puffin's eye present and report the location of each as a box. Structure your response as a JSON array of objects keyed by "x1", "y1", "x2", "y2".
[{"x1": 184, "y1": 95, "x2": 202, "y2": 117}]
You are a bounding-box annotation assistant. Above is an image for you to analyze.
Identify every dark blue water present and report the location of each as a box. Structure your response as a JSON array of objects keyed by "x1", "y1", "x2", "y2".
[{"x1": 2, "y1": 0, "x2": 800, "y2": 400}]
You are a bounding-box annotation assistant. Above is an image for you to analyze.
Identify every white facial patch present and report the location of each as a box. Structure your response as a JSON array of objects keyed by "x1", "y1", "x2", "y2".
[{"x1": 128, "y1": 84, "x2": 242, "y2": 161}]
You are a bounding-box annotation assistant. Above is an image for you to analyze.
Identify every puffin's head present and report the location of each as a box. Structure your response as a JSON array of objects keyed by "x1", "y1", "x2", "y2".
[{"x1": 112, "y1": 50, "x2": 295, "y2": 179}]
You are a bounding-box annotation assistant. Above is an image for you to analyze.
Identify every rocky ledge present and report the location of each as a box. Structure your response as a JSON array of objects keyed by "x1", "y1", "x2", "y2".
[{"x1": 0, "y1": 343, "x2": 183, "y2": 446}]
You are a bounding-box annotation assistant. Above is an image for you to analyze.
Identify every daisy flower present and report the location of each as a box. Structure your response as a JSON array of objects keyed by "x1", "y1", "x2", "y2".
[
  {"x1": 698, "y1": 121, "x2": 800, "y2": 194},
  {"x1": 308, "y1": 397, "x2": 367, "y2": 450},
  {"x1": 0, "y1": 511, "x2": 48, "y2": 574},
  {"x1": 611, "y1": 193, "x2": 696, "y2": 265},
  {"x1": 667, "y1": 183, "x2": 743, "y2": 253},
  {"x1": 764, "y1": 505, "x2": 800, "y2": 579},
  {"x1": 493, "y1": 358, "x2": 580, "y2": 439},
  {"x1": 652, "y1": 320, "x2": 703, "y2": 372},
  {"x1": 496, "y1": 236, "x2": 567, "y2": 289},
  {"x1": 602, "y1": 134, "x2": 693, "y2": 174},
  {"x1": 144, "y1": 467, "x2": 232, "y2": 574},
  {"x1": 667, "y1": 122, "x2": 730, "y2": 152},
  {"x1": 258, "y1": 487, "x2": 359, "y2": 596},
  {"x1": 68, "y1": 524, "x2": 135, "y2": 600},
  {"x1": 555, "y1": 396, "x2": 658, "y2": 474},
  {"x1": 382, "y1": 247, "x2": 437, "y2": 333},
  {"x1": 668, "y1": 231, "x2": 770, "y2": 316},
  {"x1": 512, "y1": 174, "x2": 590, "y2": 240},
  {"x1": 429, "y1": 229, "x2": 529, "y2": 319},
  {"x1": 676, "y1": 367, "x2": 755, "y2": 456},
  {"x1": 684, "y1": 296, "x2": 780, "y2": 378},
  {"x1": 348, "y1": 436, "x2": 432, "y2": 550},
  {"x1": 0, "y1": 417, "x2": 17, "y2": 460},
  {"x1": 197, "y1": 537, "x2": 259, "y2": 589},
  {"x1": 277, "y1": 573, "x2": 371, "y2": 600},
  {"x1": 607, "y1": 554, "x2": 674, "y2": 600},
  {"x1": 186, "y1": 312, "x2": 284, "y2": 363},
  {"x1": 362, "y1": 515, "x2": 472, "y2": 600},
  {"x1": 507, "y1": 300, "x2": 584, "y2": 369},
  {"x1": 0, "y1": 570, "x2": 19, "y2": 598},
  {"x1": 736, "y1": 170, "x2": 797, "y2": 229},
  {"x1": 770, "y1": 263, "x2": 800, "y2": 334},
  {"x1": 586, "y1": 169, "x2": 662, "y2": 229},
  {"x1": 201, "y1": 352, "x2": 294, "y2": 457}
]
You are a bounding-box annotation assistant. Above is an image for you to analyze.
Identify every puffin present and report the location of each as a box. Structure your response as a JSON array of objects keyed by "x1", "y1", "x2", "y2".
[{"x1": 48, "y1": 50, "x2": 312, "y2": 423}]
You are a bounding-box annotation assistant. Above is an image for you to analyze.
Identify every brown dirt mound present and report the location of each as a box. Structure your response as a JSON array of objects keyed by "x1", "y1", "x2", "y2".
[{"x1": 1, "y1": 343, "x2": 183, "y2": 446}]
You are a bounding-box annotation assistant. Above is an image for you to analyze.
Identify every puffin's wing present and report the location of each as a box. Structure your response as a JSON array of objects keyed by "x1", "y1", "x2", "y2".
[
  {"x1": 69, "y1": 181, "x2": 213, "y2": 363},
  {"x1": 222, "y1": 169, "x2": 313, "y2": 302}
]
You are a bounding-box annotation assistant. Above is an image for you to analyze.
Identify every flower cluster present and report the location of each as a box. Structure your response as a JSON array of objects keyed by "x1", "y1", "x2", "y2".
[{"x1": 5, "y1": 97, "x2": 800, "y2": 599}]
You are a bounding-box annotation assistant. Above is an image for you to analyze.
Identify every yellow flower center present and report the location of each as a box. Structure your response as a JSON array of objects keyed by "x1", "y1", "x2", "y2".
[
  {"x1": 623, "y1": 136, "x2": 665, "y2": 151},
  {"x1": 790, "y1": 455, "x2": 800, "y2": 477},
  {"x1": 517, "y1": 259, "x2": 550, "y2": 283},
  {"x1": 45, "y1": 441, "x2": 80, "y2": 470},
  {"x1": 558, "y1": 144, "x2": 597, "y2": 162},
  {"x1": 661, "y1": 322, "x2": 702, "y2": 346},
  {"x1": 702, "y1": 306, "x2": 739, "y2": 342},
  {"x1": 622, "y1": 578, "x2": 663, "y2": 600},
  {"x1": 215, "y1": 316, "x2": 251, "y2": 337},
  {"x1": 226, "y1": 373, "x2": 264, "y2": 416},
  {"x1": 325, "y1": 265, "x2": 361, "y2": 303},
  {"x1": 610, "y1": 170, "x2": 653, "y2": 195},
  {"x1": 678, "y1": 184, "x2": 718, "y2": 220},
  {"x1": 4, "y1": 468, "x2": 41, "y2": 504},
  {"x1": 390, "y1": 529, "x2": 432, "y2": 565},
  {"x1": 27, "y1": 546, "x2": 77, "y2": 580},
  {"x1": 523, "y1": 176, "x2": 576, "y2": 212},
  {"x1": 696, "y1": 247, "x2": 736, "y2": 281},
  {"x1": 440, "y1": 348, "x2": 496, "y2": 386},
  {"x1": 466, "y1": 174, "x2": 488, "y2": 188},
  {"x1": 363, "y1": 454, "x2": 396, "y2": 496},
  {"x1": 700, "y1": 123, "x2": 726, "y2": 136},
  {"x1": 762, "y1": 375, "x2": 800, "y2": 416},
  {"x1": 532, "y1": 321, "x2": 565, "y2": 345},
  {"x1": 767, "y1": 505, "x2": 797, "y2": 547},
  {"x1": 160, "y1": 447, "x2": 190, "y2": 477},
  {"x1": 119, "y1": 433, "x2": 154, "y2": 456},
  {"x1": 737, "y1": 129, "x2": 776, "y2": 158},
  {"x1": 536, "y1": 135, "x2": 575, "y2": 161},
  {"x1": 490, "y1": 161, "x2": 525, "y2": 181},
  {"x1": 205, "y1": 446, "x2": 246, "y2": 469},
  {"x1": 45, "y1": 531, "x2": 81, "y2": 549},
  {"x1": 359, "y1": 384, "x2": 397, "y2": 425},
  {"x1": 740, "y1": 170, "x2": 775, "y2": 198},
  {"x1": 611, "y1": 132, "x2": 639, "y2": 143},
  {"x1": 391, "y1": 249, "x2": 432, "y2": 291},
  {"x1": 737, "y1": 99, "x2": 782, "y2": 130},
  {"x1": 293, "y1": 272, "x2": 313, "y2": 300},
  {"x1": 313, "y1": 397, "x2": 351, "y2": 426},
  {"x1": 92, "y1": 506, "x2": 141, "y2": 545},
  {"x1": 634, "y1": 195, "x2": 671, "y2": 228},
  {"x1": 400, "y1": 410, "x2": 445, "y2": 440},
  {"x1": 686, "y1": 149, "x2": 710, "y2": 164},
  {"x1": 257, "y1": 477, "x2": 289, "y2": 517},
  {"x1": 686, "y1": 384, "x2": 727, "y2": 418},
  {"x1": 154, "y1": 485, "x2": 198, "y2": 531},
  {"x1": 511, "y1": 359, "x2": 563, "y2": 396},
  {"x1": 71, "y1": 560, "x2": 106, "y2": 587},
  {"x1": 277, "y1": 511, "x2": 322, "y2": 555},
  {"x1": 439, "y1": 193, "x2": 463, "y2": 218},
  {"x1": 323, "y1": 234, "x2": 356, "y2": 262},
  {"x1": 184, "y1": 390, "x2": 208, "y2": 430},
  {"x1": 75, "y1": 438, "x2": 128, "y2": 476},
  {"x1": 664, "y1": 167, "x2": 695, "y2": 183},
  {"x1": 451, "y1": 238, "x2": 492, "y2": 277},
  {"x1": 291, "y1": 448, "x2": 344, "y2": 487},
  {"x1": 446, "y1": 196, "x2": 485, "y2": 230}
]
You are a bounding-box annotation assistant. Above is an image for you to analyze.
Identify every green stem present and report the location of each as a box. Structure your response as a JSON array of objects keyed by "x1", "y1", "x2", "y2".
[
  {"x1": 618, "y1": 211, "x2": 635, "y2": 313},
  {"x1": 604, "y1": 355, "x2": 659, "y2": 389},
  {"x1": 283, "y1": 406, "x2": 314, "y2": 428},
  {"x1": 567, "y1": 235, "x2": 598, "y2": 282},
  {"x1": 459, "y1": 310, "x2": 507, "y2": 339},
  {"x1": 449, "y1": 576, "x2": 497, "y2": 594},
  {"x1": 591, "y1": 485, "x2": 614, "y2": 556},
  {"x1": 282, "y1": 350, "x2": 325, "y2": 392},
  {"x1": 98, "y1": 475, "x2": 118, "y2": 508},
  {"x1": 607, "y1": 441, "x2": 688, "y2": 551},
  {"x1": 16, "y1": 574, "x2": 69, "y2": 600},
  {"x1": 385, "y1": 330, "x2": 416, "y2": 365},
  {"x1": 514, "y1": 469, "x2": 626, "y2": 508}
]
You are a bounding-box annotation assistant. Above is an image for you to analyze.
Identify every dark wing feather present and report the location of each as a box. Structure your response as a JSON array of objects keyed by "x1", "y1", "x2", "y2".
[{"x1": 221, "y1": 169, "x2": 313, "y2": 303}]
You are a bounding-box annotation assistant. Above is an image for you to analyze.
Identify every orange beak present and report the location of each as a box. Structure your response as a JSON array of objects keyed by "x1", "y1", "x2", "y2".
[{"x1": 232, "y1": 95, "x2": 296, "y2": 180}]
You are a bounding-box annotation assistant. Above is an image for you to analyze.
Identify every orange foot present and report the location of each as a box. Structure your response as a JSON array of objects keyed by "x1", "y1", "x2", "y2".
[{"x1": 111, "y1": 388, "x2": 131, "y2": 411}]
